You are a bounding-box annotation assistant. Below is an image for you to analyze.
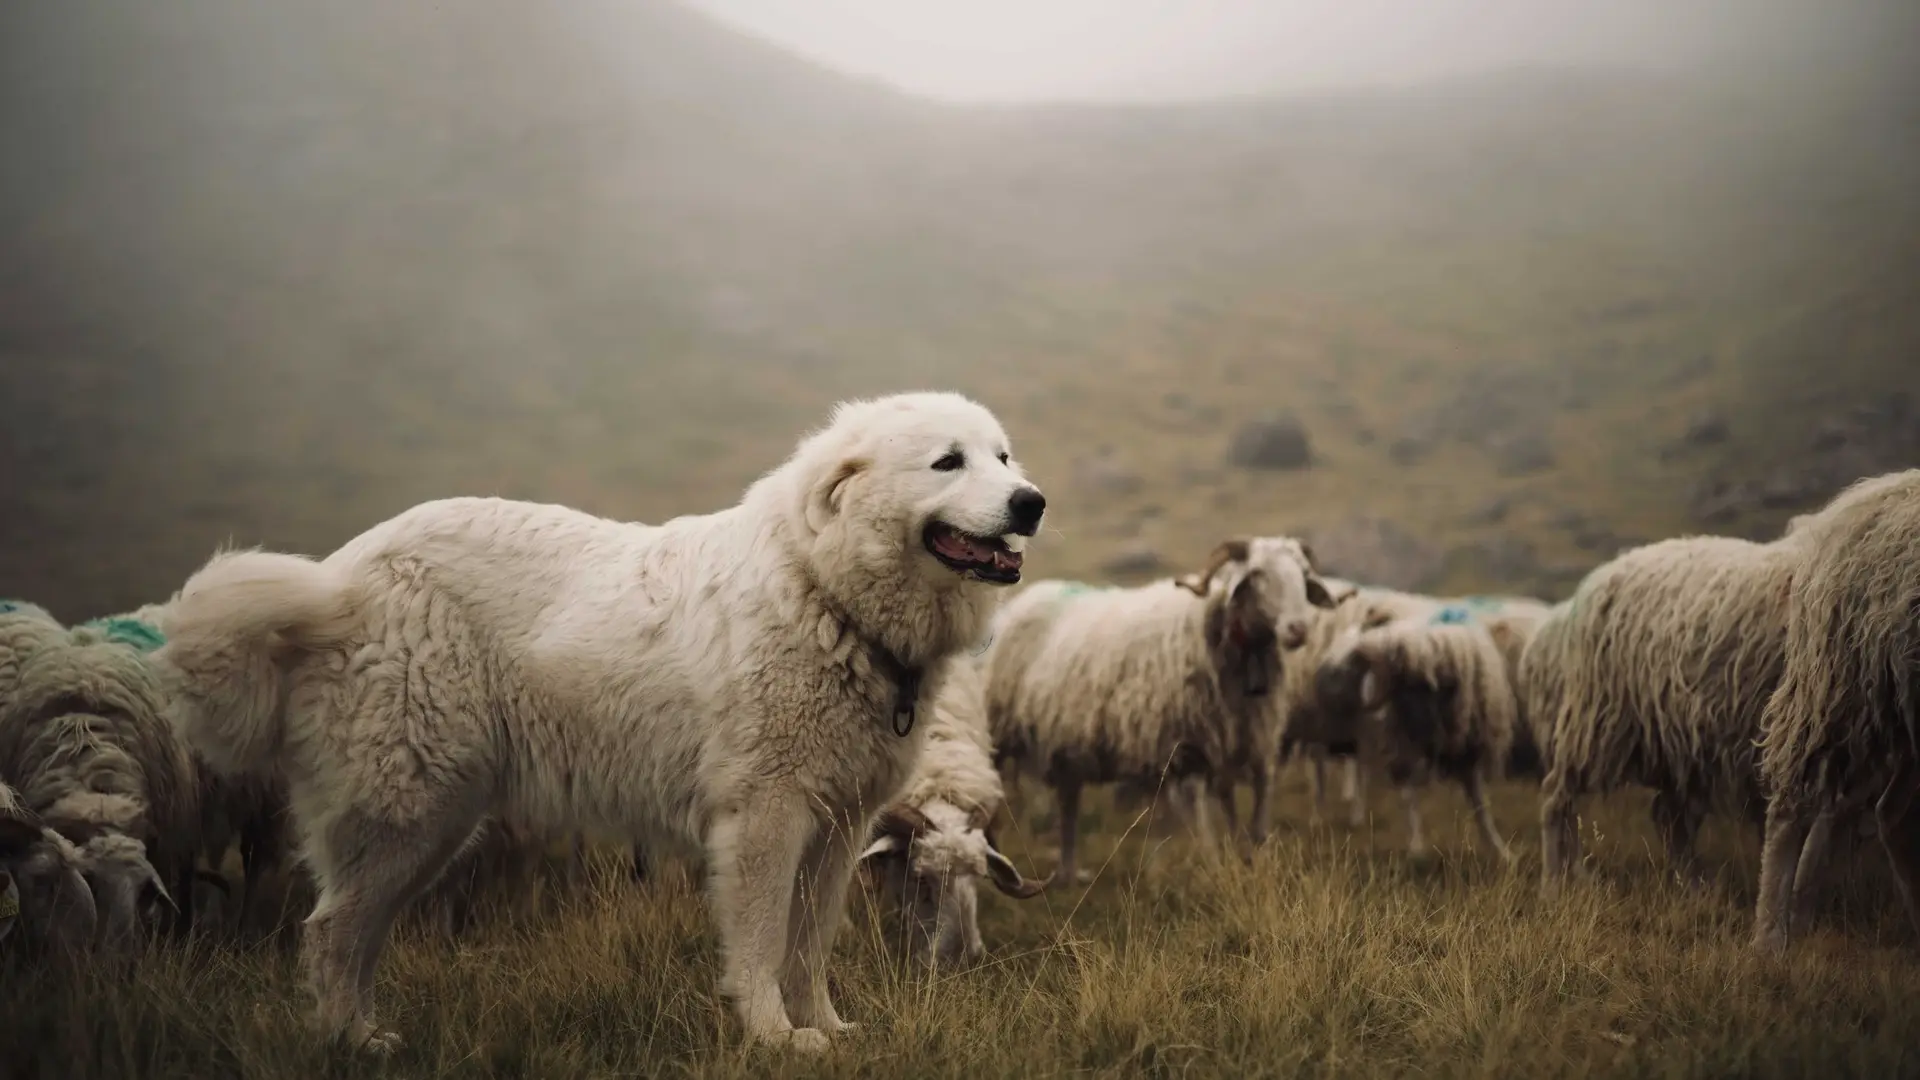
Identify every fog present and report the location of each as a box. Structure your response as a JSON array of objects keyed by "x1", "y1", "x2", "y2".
[
  {"x1": 687, "y1": 0, "x2": 1899, "y2": 101},
  {"x1": 0, "y1": 0, "x2": 1915, "y2": 618}
]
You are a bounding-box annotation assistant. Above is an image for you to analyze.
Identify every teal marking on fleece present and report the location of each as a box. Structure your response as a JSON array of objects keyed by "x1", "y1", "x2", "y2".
[
  {"x1": 78, "y1": 616, "x2": 166, "y2": 653},
  {"x1": 1428, "y1": 596, "x2": 1506, "y2": 626}
]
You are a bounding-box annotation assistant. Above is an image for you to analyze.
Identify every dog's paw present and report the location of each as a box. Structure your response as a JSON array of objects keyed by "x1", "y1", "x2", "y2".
[{"x1": 779, "y1": 1027, "x2": 833, "y2": 1054}]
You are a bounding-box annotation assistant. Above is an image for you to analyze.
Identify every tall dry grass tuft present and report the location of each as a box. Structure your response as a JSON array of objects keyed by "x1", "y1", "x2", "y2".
[{"x1": 3, "y1": 778, "x2": 1919, "y2": 1079}]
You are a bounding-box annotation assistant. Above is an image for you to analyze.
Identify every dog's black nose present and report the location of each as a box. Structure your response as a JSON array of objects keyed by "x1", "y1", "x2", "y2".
[{"x1": 1007, "y1": 487, "x2": 1046, "y2": 535}]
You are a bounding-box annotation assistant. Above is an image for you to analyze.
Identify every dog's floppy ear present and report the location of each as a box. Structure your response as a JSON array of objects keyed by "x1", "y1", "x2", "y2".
[{"x1": 805, "y1": 458, "x2": 867, "y2": 534}]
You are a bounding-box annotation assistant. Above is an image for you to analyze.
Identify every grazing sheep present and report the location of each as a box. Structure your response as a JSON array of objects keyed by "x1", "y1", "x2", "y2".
[
  {"x1": 0, "y1": 623, "x2": 199, "y2": 948},
  {"x1": 1313, "y1": 615, "x2": 1522, "y2": 861},
  {"x1": 1527, "y1": 527, "x2": 1810, "y2": 897},
  {"x1": 0, "y1": 779, "x2": 99, "y2": 958},
  {"x1": 1751, "y1": 469, "x2": 1920, "y2": 951},
  {"x1": 987, "y1": 536, "x2": 1339, "y2": 886},
  {"x1": 79, "y1": 603, "x2": 298, "y2": 939},
  {"x1": 1280, "y1": 580, "x2": 1440, "y2": 831},
  {"x1": 857, "y1": 659, "x2": 1046, "y2": 969}
]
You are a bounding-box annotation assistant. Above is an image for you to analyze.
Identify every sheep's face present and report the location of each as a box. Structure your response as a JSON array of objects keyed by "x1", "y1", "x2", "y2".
[
  {"x1": 0, "y1": 809, "x2": 99, "y2": 956},
  {"x1": 1185, "y1": 536, "x2": 1344, "y2": 698},
  {"x1": 74, "y1": 833, "x2": 173, "y2": 951},
  {"x1": 858, "y1": 802, "x2": 1045, "y2": 969}
]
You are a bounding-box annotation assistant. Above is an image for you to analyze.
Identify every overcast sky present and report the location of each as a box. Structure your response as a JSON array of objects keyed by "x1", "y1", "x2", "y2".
[{"x1": 682, "y1": 0, "x2": 1828, "y2": 102}]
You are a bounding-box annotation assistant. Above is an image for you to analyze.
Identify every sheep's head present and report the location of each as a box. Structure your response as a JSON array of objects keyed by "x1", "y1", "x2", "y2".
[
  {"x1": 1181, "y1": 536, "x2": 1344, "y2": 698},
  {"x1": 72, "y1": 832, "x2": 173, "y2": 951},
  {"x1": 0, "y1": 797, "x2": 99, "y2": 957},
  {"x1": 1319, "y1": 627, "x2": 1461, "y2": 752},
  {"x1": 858, "y1": 801, "x2": 1044, "y2": 969}
]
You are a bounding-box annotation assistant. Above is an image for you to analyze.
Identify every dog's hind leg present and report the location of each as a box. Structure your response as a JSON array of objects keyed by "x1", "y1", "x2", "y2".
[
  {"x1": 303, "y1": 797, "x2": 486, "y2": 1052},
  {"x1": 781, "y1": 811, "x2": 862, "y2": 1034},
  {"x1": 707, "y1": 796, "x2": 822, "y2": 1051}
]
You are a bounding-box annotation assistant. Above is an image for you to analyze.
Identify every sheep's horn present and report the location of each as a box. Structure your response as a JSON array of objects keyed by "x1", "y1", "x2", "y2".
[
  {"x1": 1178, "y1": 538, "x2": 1252, "y2": 597},
  {"x1": 983, "y1": 844, "x2": 1046, "y2": 899},
  {"x1": 872, "y1": 804, "x2": 934, "y2": 841},
  {"x1": 146, "y1": 867, "x2": 179, "y2": 913}
]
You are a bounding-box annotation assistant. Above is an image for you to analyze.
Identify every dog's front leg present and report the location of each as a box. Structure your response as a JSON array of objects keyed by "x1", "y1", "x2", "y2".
[
  {"x1": 707, "y1": 799, "x2": 824, "y2": 1051},
  {"x1": 782, "y1": 813, "x2": 861, "y2": 1034}
]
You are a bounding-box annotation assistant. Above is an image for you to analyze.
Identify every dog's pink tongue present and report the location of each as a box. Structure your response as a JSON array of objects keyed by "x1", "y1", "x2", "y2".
[
  {"x1": 993, "y1": 548, "x2": 1023, "y2": 571},
  {"x1": 936, "y1": 530, "x2": 996, "y2": 562}
]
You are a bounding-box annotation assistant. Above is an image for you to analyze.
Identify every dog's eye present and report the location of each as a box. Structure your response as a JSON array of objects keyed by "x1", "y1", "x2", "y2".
[
  {"x1": 932, "y1": 452, "x2": 964, "y2": 471},
  {"x1": 996, "y1": 452, "x2": 1010, "y2": 465}
]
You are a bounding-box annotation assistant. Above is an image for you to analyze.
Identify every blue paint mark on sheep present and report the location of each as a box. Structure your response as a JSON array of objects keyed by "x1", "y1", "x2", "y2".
[
  {"x1": 78, "y1": 617, "x2": 166, "y2": 654},
  {"x1": 1428, "y1": 596, "x2": 1506, "y2": 626}
]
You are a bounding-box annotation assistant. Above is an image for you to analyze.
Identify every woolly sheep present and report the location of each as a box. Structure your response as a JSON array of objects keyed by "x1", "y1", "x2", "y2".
[
  {"x1": 82, "y1": 600, "x2": 303, "y2": 938},
  {"x1": 1284, "y1": 585, "x2": 1547, "y2": 855},
  {"x1": 986, "y1": 536, "x2": 1339, "y2": 885},
  {"x1": 0, "y1": 619, "x2": 198, "y2": 947},
  {"x1": 1526, "y1": 527, "x2": 1811, "y2": 897},
  {"x1": 1751, "y1": 469, "x2": 1920, "y2": 951},
  {"x1": 857, "y1": 658, "x2": 1046, "y2": 968},
  {"x1": 1279, "y1": 580, "x2": 1438, "y2": 832},
  {"x1": 1314, "y1": 614, "x2": 1523, "y2": 861},
  {"x1": 0, "y1": 778, "x2": 98, "y2": 958}
]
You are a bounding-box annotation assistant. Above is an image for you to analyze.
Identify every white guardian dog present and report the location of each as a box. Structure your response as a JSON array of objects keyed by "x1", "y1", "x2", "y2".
[{"x1": 153, "y1": 391, "x2": 1045, "y2": 1053}]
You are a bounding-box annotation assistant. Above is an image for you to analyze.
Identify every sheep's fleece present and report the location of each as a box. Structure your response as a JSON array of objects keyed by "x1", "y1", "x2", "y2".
[{"x1": 154, "y1": 391, "x2": 1043, "y2": 1054}]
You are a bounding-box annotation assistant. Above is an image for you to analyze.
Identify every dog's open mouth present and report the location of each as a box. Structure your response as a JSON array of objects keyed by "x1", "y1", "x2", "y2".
[{"x1": 924, "y1": 522, "x2": 1023, "y2": 584}]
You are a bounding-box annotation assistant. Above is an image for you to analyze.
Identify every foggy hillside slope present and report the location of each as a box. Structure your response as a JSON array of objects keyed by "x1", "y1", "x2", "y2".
[{"x1": 1, "y1": 0, "x2": 1915, "y2": 616}]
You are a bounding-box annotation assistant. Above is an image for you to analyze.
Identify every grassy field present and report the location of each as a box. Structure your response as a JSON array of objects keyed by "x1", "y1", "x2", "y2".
[
  {"x1": 7, "y1": 772, "x2": 1920, "y2": 1080},
  {"x1": 4, "y1": 5, "x2": 1919, "y2": 1077}
]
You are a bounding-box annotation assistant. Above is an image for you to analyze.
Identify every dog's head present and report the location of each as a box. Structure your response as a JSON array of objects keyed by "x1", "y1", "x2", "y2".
[
  {"x1": 785, "y1": 393, "x2": 1045, "y2": 652},
  {"x1": 858, "y1": 801, "x2": 1044, "y2": 970}
]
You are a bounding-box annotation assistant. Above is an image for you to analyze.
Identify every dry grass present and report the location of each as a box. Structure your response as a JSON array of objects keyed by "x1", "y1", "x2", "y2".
[{"x1": 8, "y1": 771, "x2": 1919, "y2": 1080}]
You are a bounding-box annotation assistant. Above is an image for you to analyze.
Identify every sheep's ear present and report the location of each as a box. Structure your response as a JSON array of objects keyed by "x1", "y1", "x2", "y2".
[
  {"x1": 858, "y1": 835, "x2": 904, "y2": 862},
  {"x1": 1358, "y1": 670, "x2": 1386, "y2": 711},
  {"x1": 804, "y1": 458, "x2": 867, "y2": 534},
  {"x1": 1305, "y1": 574, "x2": 1338, "y2": 610}
]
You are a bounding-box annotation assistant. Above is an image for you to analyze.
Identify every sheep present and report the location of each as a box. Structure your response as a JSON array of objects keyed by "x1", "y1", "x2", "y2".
[
  {"x1": 1279, "y1": 580, "x2": 1440, "y2": 832},
  {"x1": 72, "y1": 602, "x2": 302, "y2": 939},
  {"x1": 1525, "y1": 525, "x2": 1813, "y2": 897},
  {"x1": 0, "y1": 778, "x2": 99, "y2": 958},
  {"x1": 1750, "y1": 469, "x2": 1920, "y2": 951},
  {"x1": 1280, "y1": 585, "x2": 1548, "y2": 856},
  {"x1": 0, "y1": 617, "x2": 199, "y2": 948},
  {"x1": 986, "y1": 536, "x2": 1340, "y2": 886},
  {"x1": 856, "y1": 658, "x2": 1046, "y2": 968},
  {"x1": 1312, "y1": 615, "x2": 1523, "y2": 862}
]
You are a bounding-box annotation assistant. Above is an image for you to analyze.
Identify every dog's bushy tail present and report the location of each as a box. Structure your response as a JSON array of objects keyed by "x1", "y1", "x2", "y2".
[{"x1": 155, "y1": 549, "x2": 358, "y2": 777}]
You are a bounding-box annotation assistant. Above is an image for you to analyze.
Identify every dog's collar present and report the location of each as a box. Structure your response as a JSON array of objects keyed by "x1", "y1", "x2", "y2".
[
  {"x1": 808, "y1": 588, "x2": 924, "y2": 738},
  {"x1": 865, "y1": 640, "x2": 924, "y2": 738}
]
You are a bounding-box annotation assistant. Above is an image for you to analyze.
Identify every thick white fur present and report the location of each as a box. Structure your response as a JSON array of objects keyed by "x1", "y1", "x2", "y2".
[
  {"x1": 154, "y1": 391, "x2": 1042, "y2": 1053},
  {"x1": 985, "y1": 537, "x2": 1336, "y2": 884}
]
